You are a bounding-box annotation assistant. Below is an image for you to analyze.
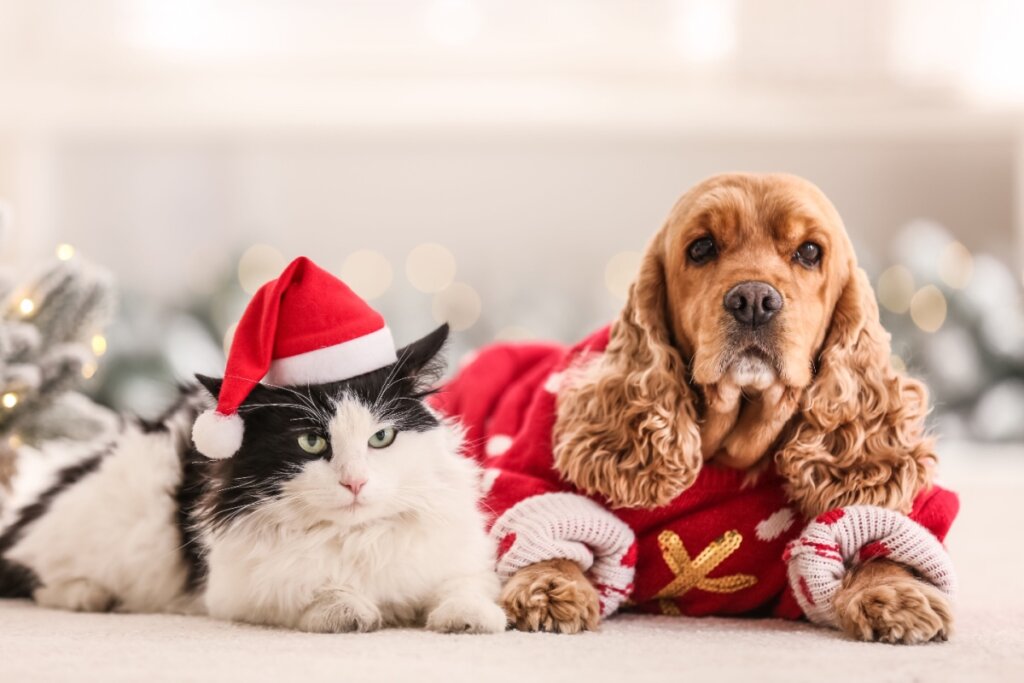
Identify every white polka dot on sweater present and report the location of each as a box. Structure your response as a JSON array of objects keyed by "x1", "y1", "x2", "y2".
[
  {"x1": 755, "y1": 507, "x2": 795, "y2": 541},
  {"x1": 480, "y1": 468, "x2": 501, "y2": 494},
  {"x1": 485, "y1": 435, "x2": 513, "y2": 457},
  {"x1": 543, "y1": 371, "x2": 565, "y2": 394}
]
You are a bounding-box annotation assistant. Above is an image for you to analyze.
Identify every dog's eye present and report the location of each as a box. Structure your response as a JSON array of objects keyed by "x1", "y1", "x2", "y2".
[
  {"x1": 687, "y1": 237, "x2": 718, "y2": 265},
  {"x1": 794, "y1": 242, "x2": 822, "y2": 268}
]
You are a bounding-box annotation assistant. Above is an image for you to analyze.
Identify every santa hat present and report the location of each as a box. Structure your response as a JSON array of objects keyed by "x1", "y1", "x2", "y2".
[{"x1": 192, "y1": 256, "x2": 397, "y2": 460}]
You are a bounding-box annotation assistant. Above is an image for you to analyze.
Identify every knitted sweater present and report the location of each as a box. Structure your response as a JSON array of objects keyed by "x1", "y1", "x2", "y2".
[{"x1": 433, "y1": 328, "x2": 959, "y2": 626}]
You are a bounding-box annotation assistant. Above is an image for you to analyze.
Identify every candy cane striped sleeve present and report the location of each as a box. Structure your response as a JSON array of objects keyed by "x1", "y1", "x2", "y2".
[
  {"x1": 784, "y1": 505, "x2": 957, "y2": 627},
  {"x1": 489, "y1": 492, "x2": 637, "y2": 618}
]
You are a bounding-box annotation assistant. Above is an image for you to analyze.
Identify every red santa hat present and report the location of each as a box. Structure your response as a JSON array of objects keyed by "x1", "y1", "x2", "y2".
[{"x1": 192, "y1": 256, "x2": 397, "y2": 460}]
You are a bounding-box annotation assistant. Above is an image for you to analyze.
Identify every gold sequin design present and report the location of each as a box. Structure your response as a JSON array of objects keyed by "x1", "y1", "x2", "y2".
[{"x1": 653, "y1": 529, "x2": 758, "y2": 615}]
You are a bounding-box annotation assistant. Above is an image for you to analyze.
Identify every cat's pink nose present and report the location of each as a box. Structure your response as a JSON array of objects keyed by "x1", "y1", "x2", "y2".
[{"x1": 341, "y1": 478, "x2": 367, "y2": 496}]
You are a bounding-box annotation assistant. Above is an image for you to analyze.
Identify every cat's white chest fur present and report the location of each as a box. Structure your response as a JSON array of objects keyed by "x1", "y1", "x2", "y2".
[
  {"x1": 202, "y1": 444, "x2": 504, "y2": 633},
  {"x1": 206, "y1": 516, "x2": 468, "y2": 627}
]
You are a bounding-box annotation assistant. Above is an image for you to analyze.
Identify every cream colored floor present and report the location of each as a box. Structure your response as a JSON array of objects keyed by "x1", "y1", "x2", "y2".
[{"x1": 2, "y1": 442, "x2": 1022, "y2": 683}]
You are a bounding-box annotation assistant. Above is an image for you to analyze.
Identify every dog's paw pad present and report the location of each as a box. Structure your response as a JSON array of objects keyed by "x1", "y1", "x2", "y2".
[
  {"x1": 837, "y1": 575, "x2": 951, "y2": 645},
  {"x1": 501, "y1": 561, "x2": 601, "y2": 634}
]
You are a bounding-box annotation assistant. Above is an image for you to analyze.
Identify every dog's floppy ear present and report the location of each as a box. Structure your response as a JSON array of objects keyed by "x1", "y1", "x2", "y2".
[
  {"x1": 553, "y1": 228, "x2": 702, "y2": 509},
  {"x1": 775, "y1": 268, "x2": 934, "y2": 516}
]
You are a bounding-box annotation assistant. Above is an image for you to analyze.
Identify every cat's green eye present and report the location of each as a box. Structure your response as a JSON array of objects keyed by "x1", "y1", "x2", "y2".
[
  {"x1": 368, "y1": 427, "x2": 397, "y2": 449},
  {"x1": 297, "y1": 433, "x2": 328, "y2": 455}
]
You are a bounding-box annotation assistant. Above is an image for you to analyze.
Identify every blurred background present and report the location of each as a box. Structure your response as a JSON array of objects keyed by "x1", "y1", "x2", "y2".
[{"x1": 0, "y1": 0, "x2": 1022, "y2": 444}]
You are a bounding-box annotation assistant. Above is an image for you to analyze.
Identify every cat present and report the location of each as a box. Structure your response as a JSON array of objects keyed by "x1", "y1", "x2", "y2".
[{"x1": 0, "y1": 324, "x2": 507, "y2": 634}]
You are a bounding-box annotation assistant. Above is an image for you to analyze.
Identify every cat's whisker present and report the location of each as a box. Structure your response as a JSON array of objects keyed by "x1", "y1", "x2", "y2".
[{"x1": 372, "y1": 345, "x2": 414, "y2": 409}]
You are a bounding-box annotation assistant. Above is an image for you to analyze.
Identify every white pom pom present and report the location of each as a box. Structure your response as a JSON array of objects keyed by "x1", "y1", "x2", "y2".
[{"x1": 192, "y1": 409, "x2": 244, "y2": 460}]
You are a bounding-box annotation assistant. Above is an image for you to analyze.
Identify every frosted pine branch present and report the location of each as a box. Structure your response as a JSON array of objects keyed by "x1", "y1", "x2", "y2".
[{"x1": 0, "y1": 258, "x2": 116, "y2": 445}]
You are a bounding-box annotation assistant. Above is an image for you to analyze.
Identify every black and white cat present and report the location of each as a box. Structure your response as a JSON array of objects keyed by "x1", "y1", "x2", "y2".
[{"x1": 0, "y1": 324, "x2": 507, "y2": 633}]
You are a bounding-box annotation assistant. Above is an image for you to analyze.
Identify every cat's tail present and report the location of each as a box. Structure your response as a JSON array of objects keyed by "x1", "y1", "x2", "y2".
[
  {"x1": 0, "y1": 459, "x2": 35, "y2": 597},
  {"x1": 0, "y1": 457, "x2": 36, "y2": 598}
]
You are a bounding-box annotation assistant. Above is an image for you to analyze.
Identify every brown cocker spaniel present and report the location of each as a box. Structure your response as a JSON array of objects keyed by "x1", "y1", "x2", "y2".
[{"x1": 503, "y1": 172, "x2": 948, "y2": 643}]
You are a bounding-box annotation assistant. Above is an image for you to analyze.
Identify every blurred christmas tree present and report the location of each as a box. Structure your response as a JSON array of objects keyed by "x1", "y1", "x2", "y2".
[
  {"x1": 874, "y1": 220, "x2": 1024, "y2": 442},
  {"x1": 0, "y1": 255, "x2": 119, "y2": 488}
]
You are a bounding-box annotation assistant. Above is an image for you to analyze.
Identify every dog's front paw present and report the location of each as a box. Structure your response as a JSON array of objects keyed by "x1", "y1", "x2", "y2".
[
  {"x1": 834, "y1": 560, "x2": 952, "y2": 645},
  {"x1": 501, "y1": 558, "x2": 600, "y2": 634},
  {"x1": 297, "y1": 590, "x2": 382, "y2": 633},
  {"x1": 427, "y1": 597, "x2": 506, "y2": 634}
]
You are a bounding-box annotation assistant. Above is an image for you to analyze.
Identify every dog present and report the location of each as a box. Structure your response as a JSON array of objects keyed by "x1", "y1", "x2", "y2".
[{"x1": 441, "y1": 173, "x2": 953, "y2": 643}]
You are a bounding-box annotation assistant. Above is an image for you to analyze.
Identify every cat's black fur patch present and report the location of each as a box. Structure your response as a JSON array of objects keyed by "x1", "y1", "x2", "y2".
[
  {"x1": 132, "y1": 388, "x2": 211, "y2": 591},
  {"x1": 0, "y1": 556, "x2": 39, "y2": 598},
  {"x1": 0, "y1": 447, "x2": 110, "y2": 597},
  {"x1": 197, "y1": 324, "x2": 450, "y2": 530},
  {"x1": 176, "y1": 445, "x2": 211, "y2": 591}
]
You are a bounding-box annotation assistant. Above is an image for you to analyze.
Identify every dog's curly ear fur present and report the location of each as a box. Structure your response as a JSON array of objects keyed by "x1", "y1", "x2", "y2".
[
  {"x1": 776, "y1": 268, "x2": 935, "y2": 517},
  {"x1": 553, "y1": 230, "x2": 702, "y2": 509}
]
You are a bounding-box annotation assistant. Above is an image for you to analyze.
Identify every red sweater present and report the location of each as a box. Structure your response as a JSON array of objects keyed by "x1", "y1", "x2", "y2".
[{"x1": 433, "y1": 328, "x2": 959, "y2": 623}]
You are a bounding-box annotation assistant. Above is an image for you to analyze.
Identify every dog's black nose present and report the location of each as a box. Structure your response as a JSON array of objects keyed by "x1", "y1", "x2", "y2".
[{"x1": 724, "y1": 281, "x2": 783, "y2": 328}]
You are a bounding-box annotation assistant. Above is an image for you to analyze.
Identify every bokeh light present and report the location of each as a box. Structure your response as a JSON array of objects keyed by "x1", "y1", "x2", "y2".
[
  {"x1": 890, "y1": 354, "x2": 907, "y2": 373},
  {"x1": 91, "y1": 334, "x2": 108, "y2": 356},
  {"x1": 910, "y1": 285, "x2": 947, "y2": 333},
  {"x1": 605, "y1": 251, "x2": 642, "y2": 301},
  {"x1": 56, "y1": 243, "x2": 75, "y2": 261},
  {"x1": 938, "y1": 241, "x2": 974, "y2": 289},
  {"x1": 962, "y1": 253, "x2": 1020, "y2": 316},
  {"x1": 238, "y1": 244, "x2": 287, "y2": 295},
  {"x1": 18, "y1": 298, "x2": 34, "y2": 316},
  {"x1": 877, "y1": 265, "x2": 915, "y2": 314},
  {"x1": 432, "y1": 282, "x2": 481, "y2": 331},
  {"x1": 893, "y1": 219, "x2": 952, "y2": 282},
  {"x1": 81, "y1": 361, "x2": 98, "y2": 379},
  {"x1": 1, "y1": 392, "x2": 18, "y2": 409},
  {"x1": 339, "y1": 250, "x2": 393, "y2": 301},
  {"x1": 406, "y1": 243, "x2": 457, "y2": 293}
]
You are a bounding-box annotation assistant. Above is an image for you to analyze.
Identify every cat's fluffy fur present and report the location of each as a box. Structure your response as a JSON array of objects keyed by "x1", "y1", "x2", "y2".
[{"x1": 0, "y1": 324, "x2": 505, "y2": 634}]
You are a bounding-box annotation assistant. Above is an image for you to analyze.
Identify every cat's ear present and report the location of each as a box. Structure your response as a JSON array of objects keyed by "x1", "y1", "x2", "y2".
[
  {"x1": 195, "y1": 374, "x2": 223, "y2": 399},
  {"x1": 395, "y1": 324, "x2": 449, "y2": 386}
]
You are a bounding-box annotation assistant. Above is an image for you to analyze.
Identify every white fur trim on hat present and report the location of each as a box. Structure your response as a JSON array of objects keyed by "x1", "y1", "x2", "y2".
[
  {"x1": 265, "y1": 326, "x2": 397, "y2": 386},
  {"x1": 192, "y1": 409, "x2": 244, "y2": 460}
]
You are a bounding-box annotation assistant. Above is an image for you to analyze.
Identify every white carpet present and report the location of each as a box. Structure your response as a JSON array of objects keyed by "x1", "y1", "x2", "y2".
[{"x1": 2, "y1": 442, "x2": 1023, "y2": 683}]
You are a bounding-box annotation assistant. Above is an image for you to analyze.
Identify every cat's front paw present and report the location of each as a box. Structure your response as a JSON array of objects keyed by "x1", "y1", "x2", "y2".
[
  {"x1": 34, "y1": 578, "x2": 114, "y2": 612},
  {"x1": 427, "y1": 597, "x2": 507, "y2": 634},
  {"x1": 298, "y1": 590, "x2": 382, "y2": 633}
]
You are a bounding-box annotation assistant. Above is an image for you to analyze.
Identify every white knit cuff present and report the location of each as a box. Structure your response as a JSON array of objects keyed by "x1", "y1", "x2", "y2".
[
  {"x1": 490, "y1": 492, "x2": 637, "y2": 617},
  {"x1": 784, "y1": 505, "x2": 957, "y2": 627}
]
